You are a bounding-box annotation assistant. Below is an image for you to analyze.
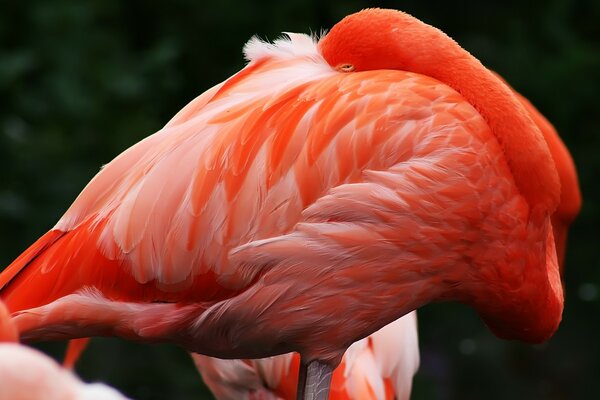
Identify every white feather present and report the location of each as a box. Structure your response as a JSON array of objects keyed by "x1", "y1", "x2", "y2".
[
  {"x1": 0, "y1": 344, "x2": 130, "y2": 400},
  {"x1": 243, "y1": 32, "x2": 323, "y2": 63}
]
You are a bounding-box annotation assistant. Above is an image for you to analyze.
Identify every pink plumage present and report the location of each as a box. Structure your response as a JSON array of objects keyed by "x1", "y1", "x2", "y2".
[{"x1": 0, "y1": 302, "x2": 130, "y2": 400}]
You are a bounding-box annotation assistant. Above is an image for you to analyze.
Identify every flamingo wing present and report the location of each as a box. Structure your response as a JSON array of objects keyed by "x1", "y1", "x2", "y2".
[
  {"x1": 0, "y1": 32, "x2": 555, "y2": 361},
  {"x1": 1, "y1": 33, "x2": 492, "y2": 314}
]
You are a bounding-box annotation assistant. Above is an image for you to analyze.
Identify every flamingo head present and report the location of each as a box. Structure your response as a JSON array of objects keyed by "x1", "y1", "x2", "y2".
[{"x1": 319, "y1": 8, "x2": 455, "y2": 75}]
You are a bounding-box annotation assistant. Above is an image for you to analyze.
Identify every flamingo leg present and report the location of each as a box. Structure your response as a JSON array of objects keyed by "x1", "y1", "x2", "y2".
[{"x1": 297, "y1": 359, "x2": 332, "y2": 400}]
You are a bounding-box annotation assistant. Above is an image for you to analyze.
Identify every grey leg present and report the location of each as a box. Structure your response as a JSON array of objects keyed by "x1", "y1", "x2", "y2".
[{"x1": 297, "y1": 359, "x2": 333, "y2": 400}]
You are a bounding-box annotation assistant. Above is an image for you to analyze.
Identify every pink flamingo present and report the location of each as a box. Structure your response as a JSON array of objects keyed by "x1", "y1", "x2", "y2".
[
  {"x1": 193, "y1": 312, "x2": 419, "y2": 400},
  {"x1": 0, "y1": 301, "x2": 130, "y2": 400},
  {"x1": 0, "y1": 8, "x2": 580, "y2": 399}
]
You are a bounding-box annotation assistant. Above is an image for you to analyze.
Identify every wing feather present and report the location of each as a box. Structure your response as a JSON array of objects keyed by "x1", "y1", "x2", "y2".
[{"x1": 2, "y1": 37, "x2": 494, "y2": 313}]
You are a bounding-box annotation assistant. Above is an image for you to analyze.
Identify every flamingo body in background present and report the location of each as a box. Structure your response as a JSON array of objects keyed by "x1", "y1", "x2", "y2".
[
  {"x1": 193, "y1": 312, "x2": 419, "y2": 400},
  {"x1": 0, "y1": 8, "x2": 577, "y2": 399},
  {"x1": 0, "y1": 302, "x2": 130, "y2": 400}
]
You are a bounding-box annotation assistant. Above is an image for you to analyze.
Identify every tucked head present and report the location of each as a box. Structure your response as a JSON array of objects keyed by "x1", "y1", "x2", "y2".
[
  {"x1": 319, "y1": 8, "x2": 460, "y2": 74},
  {"x1": 319, "y1": 8, "x2": 560, "y2": 214}
]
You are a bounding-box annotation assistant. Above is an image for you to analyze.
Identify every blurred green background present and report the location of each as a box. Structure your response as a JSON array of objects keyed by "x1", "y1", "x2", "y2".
[{"x1": 0, "y1": 0, "x2": 598, "y2": 399}]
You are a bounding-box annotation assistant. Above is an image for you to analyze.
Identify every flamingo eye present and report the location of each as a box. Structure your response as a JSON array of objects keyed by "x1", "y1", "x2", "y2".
[{"x1": 337, "y1": 63, "x2": 355, "y2": 72}]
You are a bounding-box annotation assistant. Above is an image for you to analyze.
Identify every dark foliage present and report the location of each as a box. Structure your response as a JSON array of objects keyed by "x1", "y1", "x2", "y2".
[{"x1": 1, "y1": 1, "x2": 598, "y2": 399}]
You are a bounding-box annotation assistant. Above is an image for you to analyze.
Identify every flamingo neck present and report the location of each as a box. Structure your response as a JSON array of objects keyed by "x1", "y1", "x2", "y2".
[
  {"x1": 428, "y1": 58, "x2": 560, "y2": 212},
  {"x1": 470, "y1": 218, "x2": 564, "y2": 343},
  {"x1": 320, "y1": 8, "x2": 560, "y2": 213}
]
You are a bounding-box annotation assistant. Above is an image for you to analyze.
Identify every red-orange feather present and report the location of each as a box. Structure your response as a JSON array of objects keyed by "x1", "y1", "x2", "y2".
[{"x1": 1, "y1": 217, "x2": 239, "y2": 312}]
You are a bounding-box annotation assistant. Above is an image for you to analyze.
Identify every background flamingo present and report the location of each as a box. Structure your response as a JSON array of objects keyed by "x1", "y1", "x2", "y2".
[
  {"x1": 0, "y1": 301, "x2": 130, "y2": 400},
  {"x1": 193, "y1": 312, "x2": 419, "y2": 400},
  {"x1": 0, "y1": 3, "x2": 592, "y2": 400}
]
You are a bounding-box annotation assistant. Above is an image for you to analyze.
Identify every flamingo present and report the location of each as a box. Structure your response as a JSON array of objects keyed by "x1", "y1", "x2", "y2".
[
  {"x1": 193, "y1": 312, "x2": 419, "y2": 400},
  {"x1": 0, "y1": 8, "x2": 577, "y2": 399},
  {"x1": 190, "y1": 76, "x2": 581, "y2": 400},
  {"x1": 58, "y1": 73, "x2": 582, "y2": 400},
  {"x1": 0, "y1": 301, "x2": 130, "y2": 400}
]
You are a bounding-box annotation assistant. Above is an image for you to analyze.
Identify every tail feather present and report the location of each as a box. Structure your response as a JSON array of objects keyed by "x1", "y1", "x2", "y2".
[
  {"x1": 1, "y1": 216, "x2": 238, "y2": 316},
  {"x1": 0, "y1": 230, "x2": 64, "y2": 295},
  {"x1": 0, "y1": 222, "x2": 122, "y2": 313}
]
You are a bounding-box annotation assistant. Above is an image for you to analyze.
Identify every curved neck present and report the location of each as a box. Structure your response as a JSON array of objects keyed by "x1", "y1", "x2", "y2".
[
  {"x1": 320, "y1": 9, "x2": 560, "y2": 213},
  {"x1": 398, "y1": 23, "x2": 560, "y2": 213}
]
